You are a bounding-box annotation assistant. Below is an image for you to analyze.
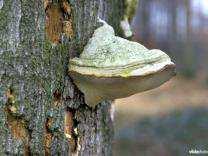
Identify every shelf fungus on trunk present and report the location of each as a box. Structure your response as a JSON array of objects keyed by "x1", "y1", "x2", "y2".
[{"x1": 69, "y1": 21, "x2": 176, "y2": 108}]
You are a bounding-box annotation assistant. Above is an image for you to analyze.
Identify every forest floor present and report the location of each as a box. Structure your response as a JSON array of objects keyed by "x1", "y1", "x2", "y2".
[{"x1": 113, "y1": 76, "x2": 208, "y2": 156}]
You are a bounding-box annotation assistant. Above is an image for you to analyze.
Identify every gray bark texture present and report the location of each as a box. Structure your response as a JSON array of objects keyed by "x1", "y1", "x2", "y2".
[{"x1": 0, "y1": 0, "x2": 124, "y2": 155}]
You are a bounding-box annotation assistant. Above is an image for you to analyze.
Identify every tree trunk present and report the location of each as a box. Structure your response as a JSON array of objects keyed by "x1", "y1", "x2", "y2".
[{"x1": 0, "y1": 0, "x2": 124, "y2": 155}]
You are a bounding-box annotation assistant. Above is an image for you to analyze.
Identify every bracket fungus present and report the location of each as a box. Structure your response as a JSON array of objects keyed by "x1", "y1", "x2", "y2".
[{"x1": 69, "y1": 21, "x2": 176, "y2": 108}]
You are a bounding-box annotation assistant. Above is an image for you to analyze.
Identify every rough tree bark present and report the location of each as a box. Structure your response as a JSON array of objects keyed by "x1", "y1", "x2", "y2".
[{"x1": 0, "y1": 0, "x2": 125, "y2": 155}]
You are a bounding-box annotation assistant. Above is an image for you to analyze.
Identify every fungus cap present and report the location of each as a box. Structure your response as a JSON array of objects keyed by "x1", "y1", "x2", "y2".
[{"x1": 69, "y1": 21, "x2": 176, "y2": 108}]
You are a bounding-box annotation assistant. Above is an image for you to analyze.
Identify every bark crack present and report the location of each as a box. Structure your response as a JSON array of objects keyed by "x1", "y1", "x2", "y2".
[
  {"x1": 64, "y1": 108, "x2": 80, "y2": 154},
  {"x1": 5, "y1": 88, "x2": 31, "y2": 155},
  {"x1": 45, "y1": 0, "x2": 74, "y2": 44}
]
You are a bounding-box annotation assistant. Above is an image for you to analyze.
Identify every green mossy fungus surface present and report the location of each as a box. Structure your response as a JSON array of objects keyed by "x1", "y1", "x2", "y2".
[{"x1": 69, "y1": 21, "x2": 173, "y2": 78}]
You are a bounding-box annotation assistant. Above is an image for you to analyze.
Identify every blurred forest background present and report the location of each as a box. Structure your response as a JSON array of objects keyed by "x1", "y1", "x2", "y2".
[{"x1": 113, "y1": 0, "x2": 208, "y2": 155}]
